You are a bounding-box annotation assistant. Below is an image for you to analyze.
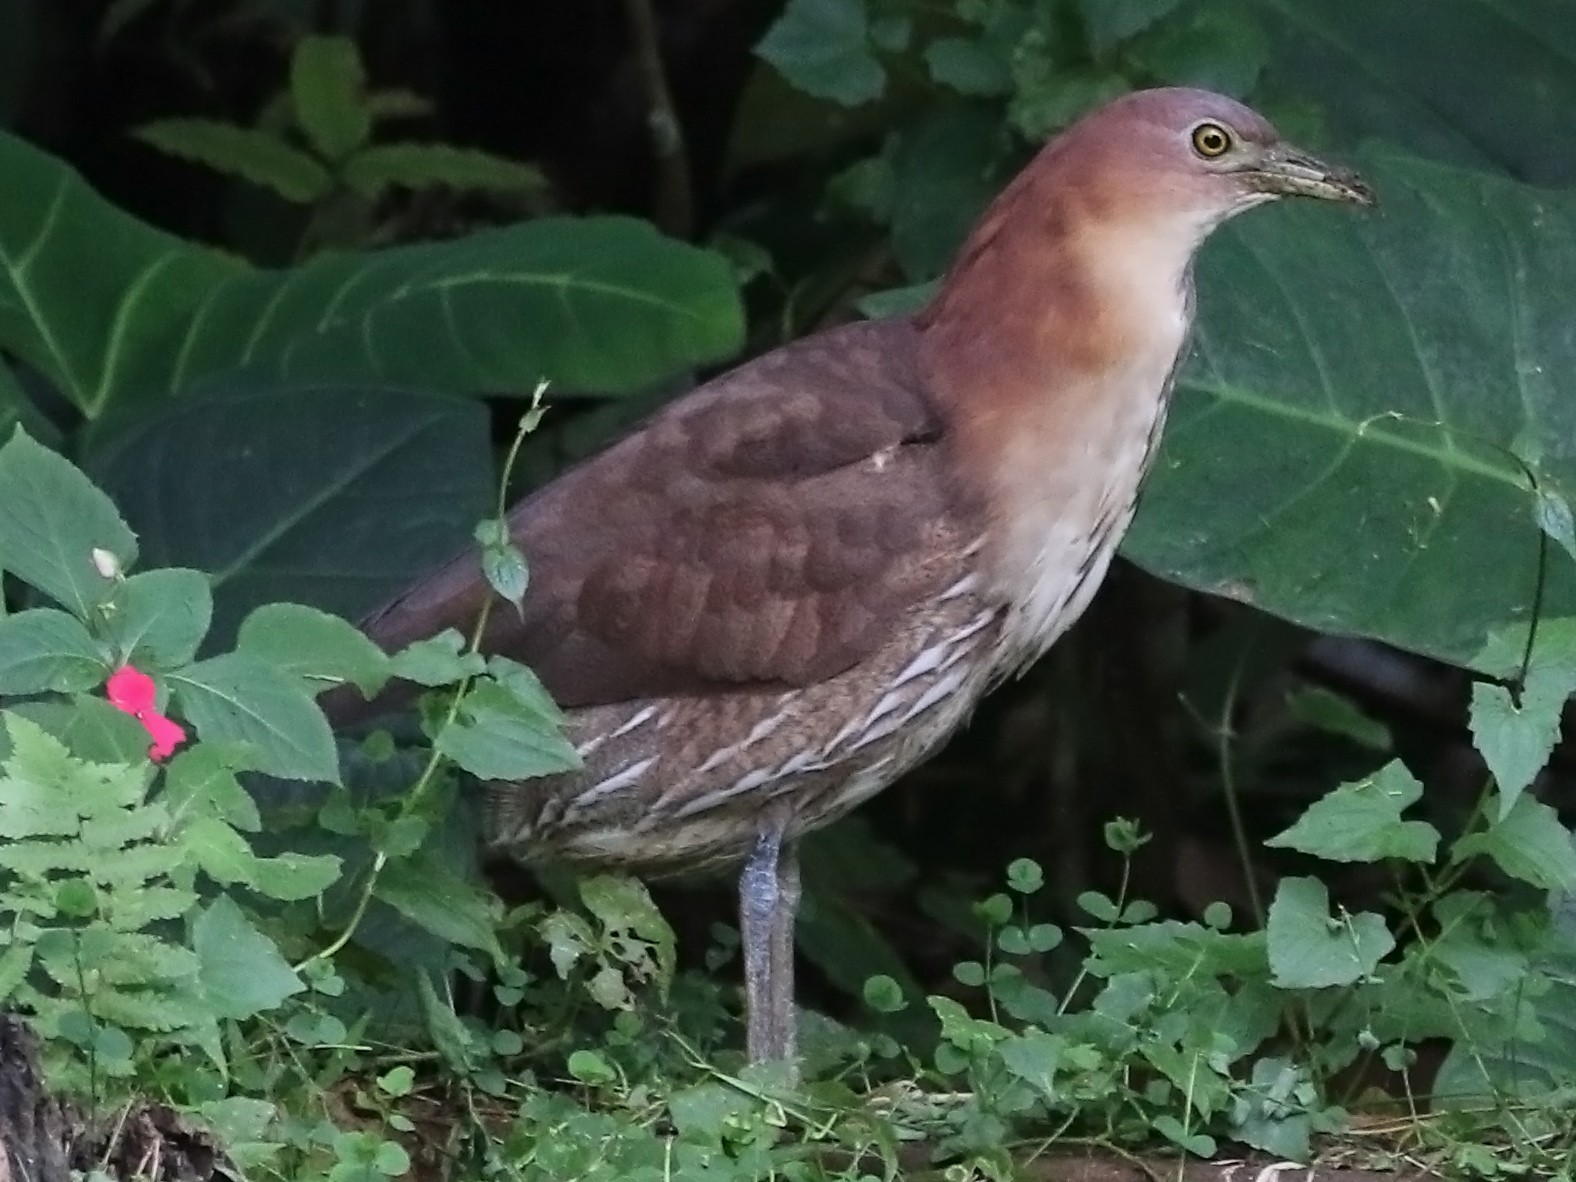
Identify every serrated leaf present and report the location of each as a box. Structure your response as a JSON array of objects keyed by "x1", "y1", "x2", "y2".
[
  {"x1": 0, "y1": 944, "x2": 33, "y2": 1001},
  {"x1": 1453, "y1": 795, "x2": 1576, "y2": 890},
  {"x1": 248, "y1": 851, "x2": 342, "y2": 901},
  {"x1": 756, "y1": 0, "x2": 886, "y2": 106},
  {"x1": 488, "y1": 656, "x2": 565, "y2": 725},
  {"x1": 1468, "y1": 621, "x2": 1576, "y2": 816},
  {"x1": 289, "y1": 35, "x2": 370, "y2": 161},
  {"x1": 344, "y1": 142, "x2": 546, "y2": 198},
  {"x1": 1267, "y1": 877, "x2": 1393, "y2": 989},
  {"x1": 9, "y1": 695, "x2": 151, "y2": 765},
  {"x1": 101, "y1": 568, "x2": 212, "y2": 667},
  {"x1": 0, "y1": 713, "x2": 148, "y2": 837},
  {"x1": 580, "y1": 874, "x2": 675, "y2": 985},
  {"x1": 161, "y1": 742, "x2": 261, "y2": 830},
  {"x1": 195, "y1": 1097, "x2": 278, "y2": 1148},
  {"x1": 0, "y1": 609, "x2": 107, "y2": 693},
  {"x1": 668, "y1": 1082, "x2": 754, "y2": 1139},
  {"x1": 390, "y1": 630, "x2": 483, "y2": 687},
  {"x1": 374, "y1": 856, "x2": 505, "y2": 964},
  {"x1": 0, "y1": 428, "x2": 135, "y2": 615},
  {"x1": 479, "y1": 542, "x2": 528, "y2": 612},
  {"x1": 193, "y1": 895, "x2": 303, "y2": 1019},
  {"x1": 1470, "y1": 680, "x2": 1561, "y2": 813},
  {"x1": 181, "y1": 814, "x2": 258, "y2": 887},
  {"x1": 236, "y1": 602, "x2": 390, "y2": 696},
  {"x1": 1266, "y1": 760, "x2": 1439, "y2": 864},
  {"x1": 436, "y1": 677, "x2": 579, "y2": 781},
  {"x1": 134, "y1": 119, "x2": 333, "y2": 203},
  {"x1": 1430, "y1": 894, "x2": 1527, "y2": 1001},
  {"x1": 172, "y1": 652, "x2": 339, "y2": 783},
  {"x1": 1229, "y1": 1058, "x2": 1313, "y2": 1161}
]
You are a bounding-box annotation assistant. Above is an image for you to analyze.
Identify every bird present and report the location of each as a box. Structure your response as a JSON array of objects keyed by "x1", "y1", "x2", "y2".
[{"x1": 346, "y1": 88, "x2": 1371, "y2": 1071}]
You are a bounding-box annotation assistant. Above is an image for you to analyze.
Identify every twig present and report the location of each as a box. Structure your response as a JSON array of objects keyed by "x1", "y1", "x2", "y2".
[{"x1": 622, "y1": 0, "x2": 694, "y2": 238}]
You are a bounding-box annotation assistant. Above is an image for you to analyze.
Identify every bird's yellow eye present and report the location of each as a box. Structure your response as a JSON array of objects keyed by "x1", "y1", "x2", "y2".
[{"x1": 1190, "y1": 122, "x2": 1233, "y2": 158}]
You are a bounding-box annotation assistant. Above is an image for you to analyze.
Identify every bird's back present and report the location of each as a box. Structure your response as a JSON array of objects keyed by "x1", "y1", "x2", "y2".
[{"x1": 356, "y1": 316, "x2": 1008, "y2": 870}]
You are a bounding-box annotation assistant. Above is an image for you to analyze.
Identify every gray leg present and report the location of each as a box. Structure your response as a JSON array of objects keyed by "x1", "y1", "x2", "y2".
[
  {"x1": 738, "y1": 813, "x2": 799, "y2": 1069},
  {"x1": 768, "y1": 843, "x2": 801, "y2": 1065}
]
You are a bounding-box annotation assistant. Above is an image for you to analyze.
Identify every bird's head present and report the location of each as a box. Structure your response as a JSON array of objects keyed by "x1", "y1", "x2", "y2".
[
  {"x1": 916, "y1": 87, "x2": 1371, "y2": 400},
  {"x1": 1055, "y1": 87, "x2": 1373, "y2": 236}
]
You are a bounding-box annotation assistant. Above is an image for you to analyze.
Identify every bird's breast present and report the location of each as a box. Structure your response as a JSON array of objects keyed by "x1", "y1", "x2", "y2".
[{"x1": 986, "y1": 302, "x2": 1191, "y2": 671}]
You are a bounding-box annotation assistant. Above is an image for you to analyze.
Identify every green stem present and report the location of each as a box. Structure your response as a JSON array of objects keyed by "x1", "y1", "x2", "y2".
[{"x1": 298, "y1": 397, "x2": 547, "y2": 971}]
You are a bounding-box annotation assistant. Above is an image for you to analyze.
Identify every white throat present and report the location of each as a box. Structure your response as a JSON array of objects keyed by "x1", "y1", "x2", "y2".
[{"x1": 988, "y1": 217, "x2": 1206, "y2": 668}]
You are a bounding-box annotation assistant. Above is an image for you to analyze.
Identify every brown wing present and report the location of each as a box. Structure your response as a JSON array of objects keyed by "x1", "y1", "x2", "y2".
[{"x1": 356, "y1": 317, "x2": 980, "y2": 710}]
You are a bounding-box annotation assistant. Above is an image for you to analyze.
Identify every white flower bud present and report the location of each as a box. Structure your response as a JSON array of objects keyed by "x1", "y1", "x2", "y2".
[{"x1": 91, "y1": 548, "x2": 122, "y2": 580}]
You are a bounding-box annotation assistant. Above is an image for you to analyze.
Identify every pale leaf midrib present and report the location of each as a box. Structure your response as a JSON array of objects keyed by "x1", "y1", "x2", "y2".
[{"x1": 1177, "y1": 377, "x2": 1527, "y2": 493}]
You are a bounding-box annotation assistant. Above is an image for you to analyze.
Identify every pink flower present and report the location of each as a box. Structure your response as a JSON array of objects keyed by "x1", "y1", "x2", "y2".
[
  {"x1": 105, "y1": 666, "x2": 186, "y2": 762},
  {"x1": 105, "y1": 666, "x2": 156, "y2": 714}
]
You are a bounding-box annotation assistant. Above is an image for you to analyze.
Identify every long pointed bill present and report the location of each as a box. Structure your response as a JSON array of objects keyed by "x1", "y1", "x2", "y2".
[{"x1": 1248, "y1": 145, "x2": 1374, "y2": 206}]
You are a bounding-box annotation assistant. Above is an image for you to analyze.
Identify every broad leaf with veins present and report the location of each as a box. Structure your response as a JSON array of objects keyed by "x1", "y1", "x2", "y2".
[
  {"x1": 1127, "y1": 152, "x2": 1576, "y2": 670},
  {"x1": 0, "y1": 130, "x2": 744, "y2": 419}
]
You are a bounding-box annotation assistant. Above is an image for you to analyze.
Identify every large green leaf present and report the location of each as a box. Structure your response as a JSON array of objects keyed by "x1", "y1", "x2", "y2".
[
  {"x1": 1254, "y1": 0, "x2": 1576, "y2": 184},
  {"x1": 0, "y1": 427, "x2": 136, "y2": 617},
  {"x1": 1124, "y1": 151, "x2": 1576, "y2": 671},
  {"x1": 160, "y1": 215, "x2": 742, "y2": 398},
  {"x1": 0, "y1": 134, "x2": 240, "y2": 419},
  {"x1": 86, "y1": 382, "x2": 491, "y2": 646},
  {"x1": 0, "y1": 130, "x2": 744, "y2": 417}
]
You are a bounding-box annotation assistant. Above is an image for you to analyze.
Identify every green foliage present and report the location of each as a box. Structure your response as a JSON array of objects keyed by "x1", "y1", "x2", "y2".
[
  {"x1": 748, "y1": 0, "x2": 1576, "y2": 683},
  {"x1": 1266, "y1": 877, "x2": 1393, "y2": 988},
  {"x1": 1126, "y1": 156, "x2": 1576, "y2": 675},
  {"x1": 0, "y1": 709, "x2": 329, "y2": 1090},
  {"x1": 6, "y1": 7, "x2": 1576, "y2": 1179},
  {"x1": 2, "y1": 319, "x2": 1576, "y2": 1182},
  {"x1": 0, "y1": 429, "x2": 136, "y2": 616},
  {"x1": 757, "y1": 0, "x2": 890, "y2": 107},
  {"x1": 1264, "y1": 760, "x2": 1438, "y2": 863},
  {"x1": 0, "y1": 127, "x2": 741, "y2": 417},
  {"x1": 0, "y1": 127, "x2": 743, "y2": 416},
  {"x1": 86, "y1": 380, "x2": 494, "y2": 639},
  {"x1": 135, "y1": 34, "x2": 547, "y2": 219},
  {"x1": 135, "y1": 119, "x2": 334, "y2": 204}
]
